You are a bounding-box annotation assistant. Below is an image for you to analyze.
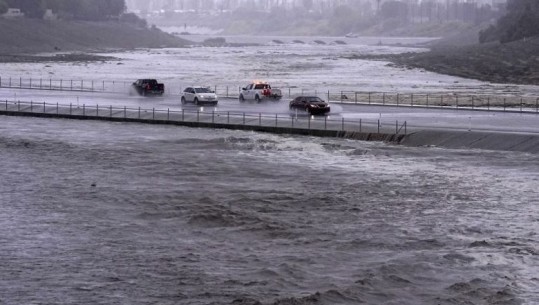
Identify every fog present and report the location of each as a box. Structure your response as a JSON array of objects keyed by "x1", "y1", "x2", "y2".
[{"x1": 125, "y1": 0, "x2": 510, "y2": 37}]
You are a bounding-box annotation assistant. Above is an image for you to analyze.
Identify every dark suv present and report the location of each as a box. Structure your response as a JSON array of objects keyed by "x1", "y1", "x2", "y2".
[{"x1": 131, "y1": 79, "x2": 165, "y2": 96}]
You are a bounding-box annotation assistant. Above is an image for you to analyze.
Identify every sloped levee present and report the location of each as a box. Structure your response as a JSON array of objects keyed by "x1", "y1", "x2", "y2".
[
  {"x1": 400, "y1": 130, "x2": 539, "y2": 154},
  {"x1": 0, "y1": 110, "x2": 405, "y2": 145}
]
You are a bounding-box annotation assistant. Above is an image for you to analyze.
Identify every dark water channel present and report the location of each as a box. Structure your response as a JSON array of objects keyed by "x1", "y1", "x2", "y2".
[{"x1": 0, "y1": 116, "x2": 537, "y2": 305}]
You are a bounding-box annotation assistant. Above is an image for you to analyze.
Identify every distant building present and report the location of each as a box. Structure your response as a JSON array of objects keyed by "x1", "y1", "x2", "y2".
[{"x1": 2, "y1": 8, "x2": 25, "y2": 19}]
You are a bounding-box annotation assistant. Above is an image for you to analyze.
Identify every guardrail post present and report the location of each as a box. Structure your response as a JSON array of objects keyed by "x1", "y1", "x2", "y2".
[
  {"x1": 243, "y1": 113, "x2": 245, "y2": 125},
  {"x1": 30, "y1": 101, "x2": 33, "y2": 112},
  {"x1": 83, "y1": 104, "x2": 85, "y2": 116},
  {"x1": 153, "y1": 108, "x2": 155, "y2": 120},
  {"x1": 368, "y1": 92, "x2": 371, "y2": 104},
  {"x1": 324, "y1": 116, "x2": 327, "y2": 130},
  {"x1": 359, "y1": 119, "x2": 362, "y2": 133},
  {"x1": 327, "y1": 90, "x2": 330, "y2": 102},
  {"x1": 138, "y1": 107, "x2": 141, "y2": 119},
  {"x1": 397, "y1": 93, "x2": 399, "y2": 106},
  {"x1": 426, "y1": 94, "x2": 429, "y2": 107},
  {"x1": 96, "y1": 104, "x2": 99, "y2": 116},
  {"x1": 275, "y1": 114, "x2": 277, "y2": 127},
  {"x1": 49, "y1": 78, "x2": 52, "y2": 90},
  {"x1": 182, "y1": 109, "x2": 185, "y2": 121},
  {"x1": 30, "y1": 78, "x2": 32, "y2": 88},
  {"x1": 377, "y1": 119, "x2": 380, "y2": 133},
  {"x1": 167, "y1": 108, "x2": 170, "y2": 121},
  {"x1": 396, "y1": 120, "x2": 398, "y2": 134},
  {"x1": 103, "y1": 81, "x2": 105, "y2": 91},
  {"x1": 43, "y1": 101, "x2": 45, "y2": 113},
  {"x1": 520, "y1": 98, "x2": 523, "y2": 113},
  {"x1": 405, "y1": 121, "x2": 407, "y2": 134},
  {"x1": 5, "y1": 100, "x2": 7, "y2": 111},
  {"x1": 228, "y1": 112, "x2": 230, "y2": 124},
  {"x1": 81, "y1": 80, "x2": 84, "y2": 91},
  {"x1": 197, "y1": 110, "x2": 200, "y2": 122},
  {"x1": 503, "y1": 98, "x2": 506, "y2": 111},
  {"x1": 340, "y1": 91, "x2": 343, "y2": 103},
  {"x1": 289, "y1": 88, "x2": 291, "y2": 98},
  {"x1": 342, "y1": 117, "x2": 344, "y2": 131},
  {"x1": 226, "y1": 86, "x2": 229, "y2": 98},
  {"x1": 9, "y1": 77, "x2": 11, "y2": 87},
  {"x1": 91, "y1": 81, "x2": 94, "y2": 91},
  {"x1": 354, "y1": 92, "x2": 357, "y2": 104},
  {"x1": 69, "y1": 103, "x2": 72, "y2": 115},
  {"x1": 70, "y1": 80, "x2": 73, "y2": 91},
  {"x1": 411, "y1": 94, "x2": 413, "y2": 107},
  {"x1": 20, "y1": 77, "x2": 22, "y2": 88},
  {"x1": 0, "y1": 76, "x2": 2, "y2": 87},
  {"x1": 259, "y1": 113, "x2": 261, "y2": 126},
  {"x1": 18, "y1": 101, "x2": 20, "y2": 111},
  {"x1": 110, "y1": 105, "x2": 112, "y2": 117},
  {"x1": 56, "y1": 102, "x2": 58, "y2": 114},
  {"x1": 212, "y1": 111, "x2": 215, "y2": 123},
  {"x1": 383, "y1": 93, "x2": 385, "y2": 105},
  {"x1": 456, "y1": 95, "x2": 459, "y2": 109},
  {"x1": 308, "y1": 116, "x2": 311, "y2": 129},
  {"x1": 124, "y1": 106, "x2": 126, "y2": 118}
]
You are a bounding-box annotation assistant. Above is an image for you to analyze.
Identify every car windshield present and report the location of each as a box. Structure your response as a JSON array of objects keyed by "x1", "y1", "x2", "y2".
[
  {"x1": 306, "y1": 97, "x2": 323, "y2": 103},
  {"x1": 194, "y1": 87, "x2": 212, "y2": 93},
  {"x1": 254, "y1": 84, "x2": 270, "y2": 89}
]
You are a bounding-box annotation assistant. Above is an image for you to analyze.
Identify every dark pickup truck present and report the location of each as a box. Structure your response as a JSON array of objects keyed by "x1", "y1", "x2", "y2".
[{"x1": 131, "y1": 79, "x2": 165, "y2": 96}]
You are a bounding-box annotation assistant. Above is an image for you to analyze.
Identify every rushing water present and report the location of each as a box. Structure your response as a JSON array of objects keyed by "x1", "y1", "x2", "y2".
[{"x1": 0, "y1": 116, "x2": 537, "y2": 305}]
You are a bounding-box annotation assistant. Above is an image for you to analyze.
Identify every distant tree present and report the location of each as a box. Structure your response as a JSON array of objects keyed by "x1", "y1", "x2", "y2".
[
  {"x1": 380, "y1": 1, "x2": 408, "y2": 21},
  {"x1": 0, "y1": 0, "x2": 8, "y2": 15},
  {"x1": 479, "y1": 0, "x2": 539, "y2": 43}
]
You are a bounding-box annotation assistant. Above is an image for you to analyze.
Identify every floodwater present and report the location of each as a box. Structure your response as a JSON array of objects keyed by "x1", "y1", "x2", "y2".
[
  {"x1": 1, "y1": 35, "x2": 539, "y2": 97},
  {"x1": 1, "y1": 36, "x2": 538, "y2": 305},
  {"x1": 1, "y1": 116, "x2": 538, "y2": 305}
]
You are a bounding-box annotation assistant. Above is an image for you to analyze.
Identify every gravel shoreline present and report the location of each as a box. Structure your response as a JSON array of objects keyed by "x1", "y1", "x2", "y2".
[{"x1": 347, "y1": 36, "x2": 539, "y2": 86}]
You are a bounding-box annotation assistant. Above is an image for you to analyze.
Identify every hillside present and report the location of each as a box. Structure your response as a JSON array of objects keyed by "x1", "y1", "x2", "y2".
[
  {"x1": 395, "y1": 36, "x2": 539, "y2": 85},
  {"x1": 0, "y1": 19, "x2": 190, "y2": 56}
]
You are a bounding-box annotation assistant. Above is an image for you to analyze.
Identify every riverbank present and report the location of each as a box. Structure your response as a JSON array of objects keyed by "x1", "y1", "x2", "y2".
[
  {"x1": 0, "y1": 19, "x2": 190, "y2": 62},
  {"x1": 350, "y1": 35, "x2": 539, "y2": 86}
]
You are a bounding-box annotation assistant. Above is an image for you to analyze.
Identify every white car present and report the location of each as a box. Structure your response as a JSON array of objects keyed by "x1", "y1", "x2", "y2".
[{"x1": 181, "y1": 87, "x2": 218, "y2": 105}]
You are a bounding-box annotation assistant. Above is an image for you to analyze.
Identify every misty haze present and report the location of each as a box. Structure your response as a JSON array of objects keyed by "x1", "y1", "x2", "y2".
[{"x1": 1, "y1": 0, "x2": 538, "y2": 304}]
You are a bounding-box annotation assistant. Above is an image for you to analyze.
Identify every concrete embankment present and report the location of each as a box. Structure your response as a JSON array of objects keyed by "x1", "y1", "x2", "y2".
[
  {"x1": 0, "y1": 110, "x2": 404, "y2": 144},
  {"x1": 400, "y1": 130, "x2": 539, "y2": 154},
  {"x1": 3, "y1": 110, "x2": 539, "y2": 154}
]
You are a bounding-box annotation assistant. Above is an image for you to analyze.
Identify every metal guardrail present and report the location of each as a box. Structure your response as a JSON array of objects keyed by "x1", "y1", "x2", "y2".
[
  {"x1": 1, "y1": 77, "x2": 538, "y2": 113},
  {"x1": 0, "y1": 100, "x2": 408, "y2": 136}
]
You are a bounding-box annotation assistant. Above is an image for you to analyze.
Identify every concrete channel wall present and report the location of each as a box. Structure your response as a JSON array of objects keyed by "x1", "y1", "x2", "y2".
[
  {"x1": 0, "y1": 101, "x2": 406, "y2": 144},
  {"x1": 2, "y1": 101, "x2": 539, "y2": 154}
]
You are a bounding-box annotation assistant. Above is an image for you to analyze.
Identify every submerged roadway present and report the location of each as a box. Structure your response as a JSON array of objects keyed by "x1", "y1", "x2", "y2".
[{"x1": 1, "y1": 87, "x2": 539, "y2": 135}]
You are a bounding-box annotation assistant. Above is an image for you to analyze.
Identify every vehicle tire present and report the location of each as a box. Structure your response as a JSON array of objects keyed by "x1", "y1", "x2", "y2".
[
  {"x1": 255, "y1": 95, "x2": 261, "y2": 103},
  {"x1": 181, "y1": 97, "x2": 186, "y2": 104},
  {"x1": 194, "y1": 98, "x2": 199, "y2": 105},
  {"x1": 239, "y1": 94, "x2": 245, "y2": 102}
]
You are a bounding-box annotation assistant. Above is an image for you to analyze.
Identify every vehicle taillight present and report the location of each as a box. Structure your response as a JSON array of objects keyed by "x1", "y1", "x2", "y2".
[{"x1": 263, "y1": 89, "x2": 270, "y2": 96}]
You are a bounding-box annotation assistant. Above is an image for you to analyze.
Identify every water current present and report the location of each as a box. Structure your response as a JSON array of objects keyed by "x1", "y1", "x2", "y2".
[{"x1": 1, "y1": 116, "x2": 537, "y2": 305}]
